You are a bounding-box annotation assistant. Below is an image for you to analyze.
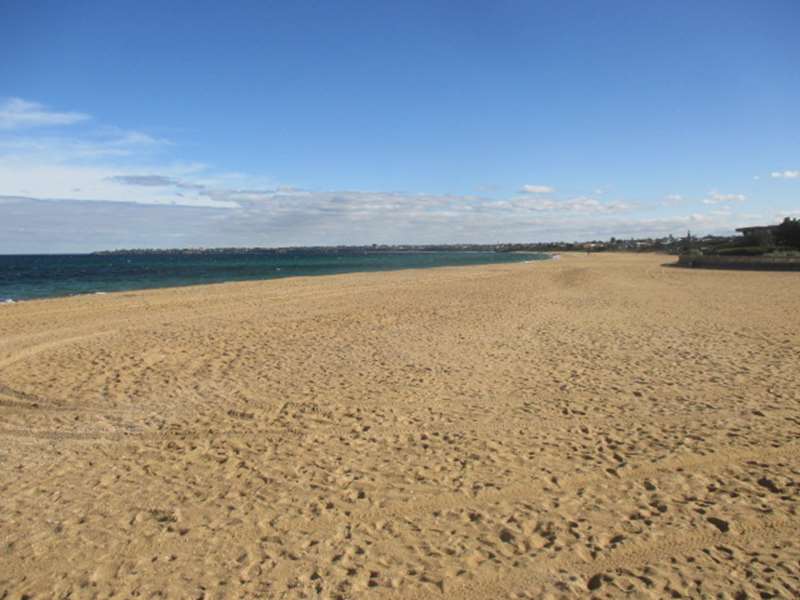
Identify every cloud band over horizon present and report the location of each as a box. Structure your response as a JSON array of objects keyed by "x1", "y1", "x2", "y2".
[{"x1": 0, "y1": 96, "x2": 793, "y2": 253}]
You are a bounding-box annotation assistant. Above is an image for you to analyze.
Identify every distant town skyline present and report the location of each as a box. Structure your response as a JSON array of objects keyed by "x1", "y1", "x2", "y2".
[{"x1": 1, "y1": 1, "x2": 799, "y2": 253}]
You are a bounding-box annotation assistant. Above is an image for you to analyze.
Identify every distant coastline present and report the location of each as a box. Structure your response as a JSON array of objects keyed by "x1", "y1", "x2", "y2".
[
  {"x1": 84, "y1": 234, "x2": 706, "y2": 256},
  {"x1": 89, "y1": 243, "x2": 550, "y2": 256}
]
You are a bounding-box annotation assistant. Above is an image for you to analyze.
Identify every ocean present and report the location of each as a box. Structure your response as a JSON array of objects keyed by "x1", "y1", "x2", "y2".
[{"x1": 0, "y1": 250, "x2": 549, "y2": 302}]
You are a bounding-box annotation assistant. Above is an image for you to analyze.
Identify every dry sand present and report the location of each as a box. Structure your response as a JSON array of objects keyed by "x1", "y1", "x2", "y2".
[{"x1": 1, "y1": 252, "x2": 798, "y2": 599}]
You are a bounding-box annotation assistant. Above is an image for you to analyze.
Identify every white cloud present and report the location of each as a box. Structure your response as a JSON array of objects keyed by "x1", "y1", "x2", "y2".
[
  {"x1": 0, "y1": 98, "x2": 89, "y2": 130},
  {"x1": 519, "y1": 184, "x2": 554, "y2": 194},
  {"x1": 663, "y1": 194, "x2": 684, "y2": 205},
  {"x1": 0, "y1": 161, "x2": 239, "y2": 208},
  {"x1": 703, "y1": 191, "x2": 746, "y2": 204},
  {"x1": 771, "y1": 170, "x2": 800, "y2": 179},
  {"x1": 511, "y1": 195, "x2": 633, "y2": 214}
]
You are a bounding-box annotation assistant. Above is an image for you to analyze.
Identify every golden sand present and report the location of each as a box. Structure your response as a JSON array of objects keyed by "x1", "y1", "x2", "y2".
[{"x1": 1, "y1": 253, "x2": 798, "y2": 598}]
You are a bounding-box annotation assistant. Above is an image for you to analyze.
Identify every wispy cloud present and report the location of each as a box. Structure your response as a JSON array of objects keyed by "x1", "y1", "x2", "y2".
[
  {"x1": 703, "y1": 191, "x2": 746, "y2": 204},
  {"x1": 771, "y1": 170, "x2": 800, "y2": 179},
  {"x1": 509, "y1": 196, "x2": 633, "y2": 214},
  {"x1": 108, "y1": 174, "x2": 182, "y2": 187},
  {"x1": 0, "y1": 100, "x2": 196, "y2": 207},
  {"x1": 519, "y1": 184, "x2": 554, "y2": 194},
  {"x1": 108, "y1": 174, "x2": 206, "y2": 191},
  {"x1": 0, "y1": 98, "x2": 89, "y2": 130},
  {"x1": 0, "y1": 127, "x2": 168, "y2": 166}
]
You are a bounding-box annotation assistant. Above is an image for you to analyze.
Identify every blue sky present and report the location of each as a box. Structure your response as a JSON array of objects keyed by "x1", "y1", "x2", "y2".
[{"x1": 1, "y1": 0, "x2": 798, "y2": 252}]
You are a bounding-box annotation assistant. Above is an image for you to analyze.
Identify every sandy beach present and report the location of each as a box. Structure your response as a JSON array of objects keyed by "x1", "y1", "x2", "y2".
[{"x1": 1, "y1": 252, "x2": 798, "y2": 598}]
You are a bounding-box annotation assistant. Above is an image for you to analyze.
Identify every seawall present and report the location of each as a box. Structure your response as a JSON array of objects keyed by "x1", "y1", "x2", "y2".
[{"x1": 678, "y1": 254, "x2": 800, "y2": 271}]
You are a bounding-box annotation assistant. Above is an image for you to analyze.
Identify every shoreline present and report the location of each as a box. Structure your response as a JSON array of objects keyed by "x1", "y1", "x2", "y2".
[
  {"x1": 1, "y1": 260, "x2": 554, "y2": 307},
  {"x1": 0, "y1": 251, "x2": 552, "y2": 304}
]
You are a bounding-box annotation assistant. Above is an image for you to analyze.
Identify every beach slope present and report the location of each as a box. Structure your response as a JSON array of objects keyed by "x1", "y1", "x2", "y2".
[{"x1": 1, "y1": 253, "x2": 798, "y2": 598}]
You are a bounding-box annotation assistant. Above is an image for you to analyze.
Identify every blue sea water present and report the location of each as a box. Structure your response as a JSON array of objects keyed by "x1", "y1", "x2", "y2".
[{"x1": 0, "y1": 251, "x2": 549, "y2": 302}]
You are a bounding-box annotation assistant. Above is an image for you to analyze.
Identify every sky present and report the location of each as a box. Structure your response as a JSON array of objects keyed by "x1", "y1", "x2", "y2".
[{"x1": 1, "y1": 0, "x2": 798, "y2": 253}]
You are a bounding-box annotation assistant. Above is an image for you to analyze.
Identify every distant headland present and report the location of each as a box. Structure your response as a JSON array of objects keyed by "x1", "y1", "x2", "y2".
[{"x1": 87, "y1": 237, "x2": 692, "y2": 256}]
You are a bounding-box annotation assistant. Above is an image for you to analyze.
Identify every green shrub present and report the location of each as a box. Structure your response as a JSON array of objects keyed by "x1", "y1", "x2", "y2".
[{"x1": 713, "y1": 246, "x2": 770, "y2": 256}]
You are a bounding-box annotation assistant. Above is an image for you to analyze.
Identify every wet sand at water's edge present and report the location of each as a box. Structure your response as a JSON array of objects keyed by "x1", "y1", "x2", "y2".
[{"x1": 1, "y1": 253, "x2": 798, "y2": 598}]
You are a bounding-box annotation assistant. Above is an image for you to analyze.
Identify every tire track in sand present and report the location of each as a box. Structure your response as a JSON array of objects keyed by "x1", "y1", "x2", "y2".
[
  {"x1": 399, "y1": 514, "x2": 800, "y2": 598},
  {"x1": 0, "y1": 330, "x2": 117, "y2": 370}
]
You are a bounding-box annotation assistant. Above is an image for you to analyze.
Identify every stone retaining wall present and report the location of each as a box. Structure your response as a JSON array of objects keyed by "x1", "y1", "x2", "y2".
[{"x1": 678, "y1": 254, "x2": 800, "y2": 271}]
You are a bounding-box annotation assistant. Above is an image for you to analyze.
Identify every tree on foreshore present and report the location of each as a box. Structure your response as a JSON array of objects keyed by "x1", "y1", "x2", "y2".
[
  {"x1": 682, "y1": 230, "x2": 693, "y2": 254},
  {"x1": 775, "y1": 217, "x2": 800, "y2": 249}
]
